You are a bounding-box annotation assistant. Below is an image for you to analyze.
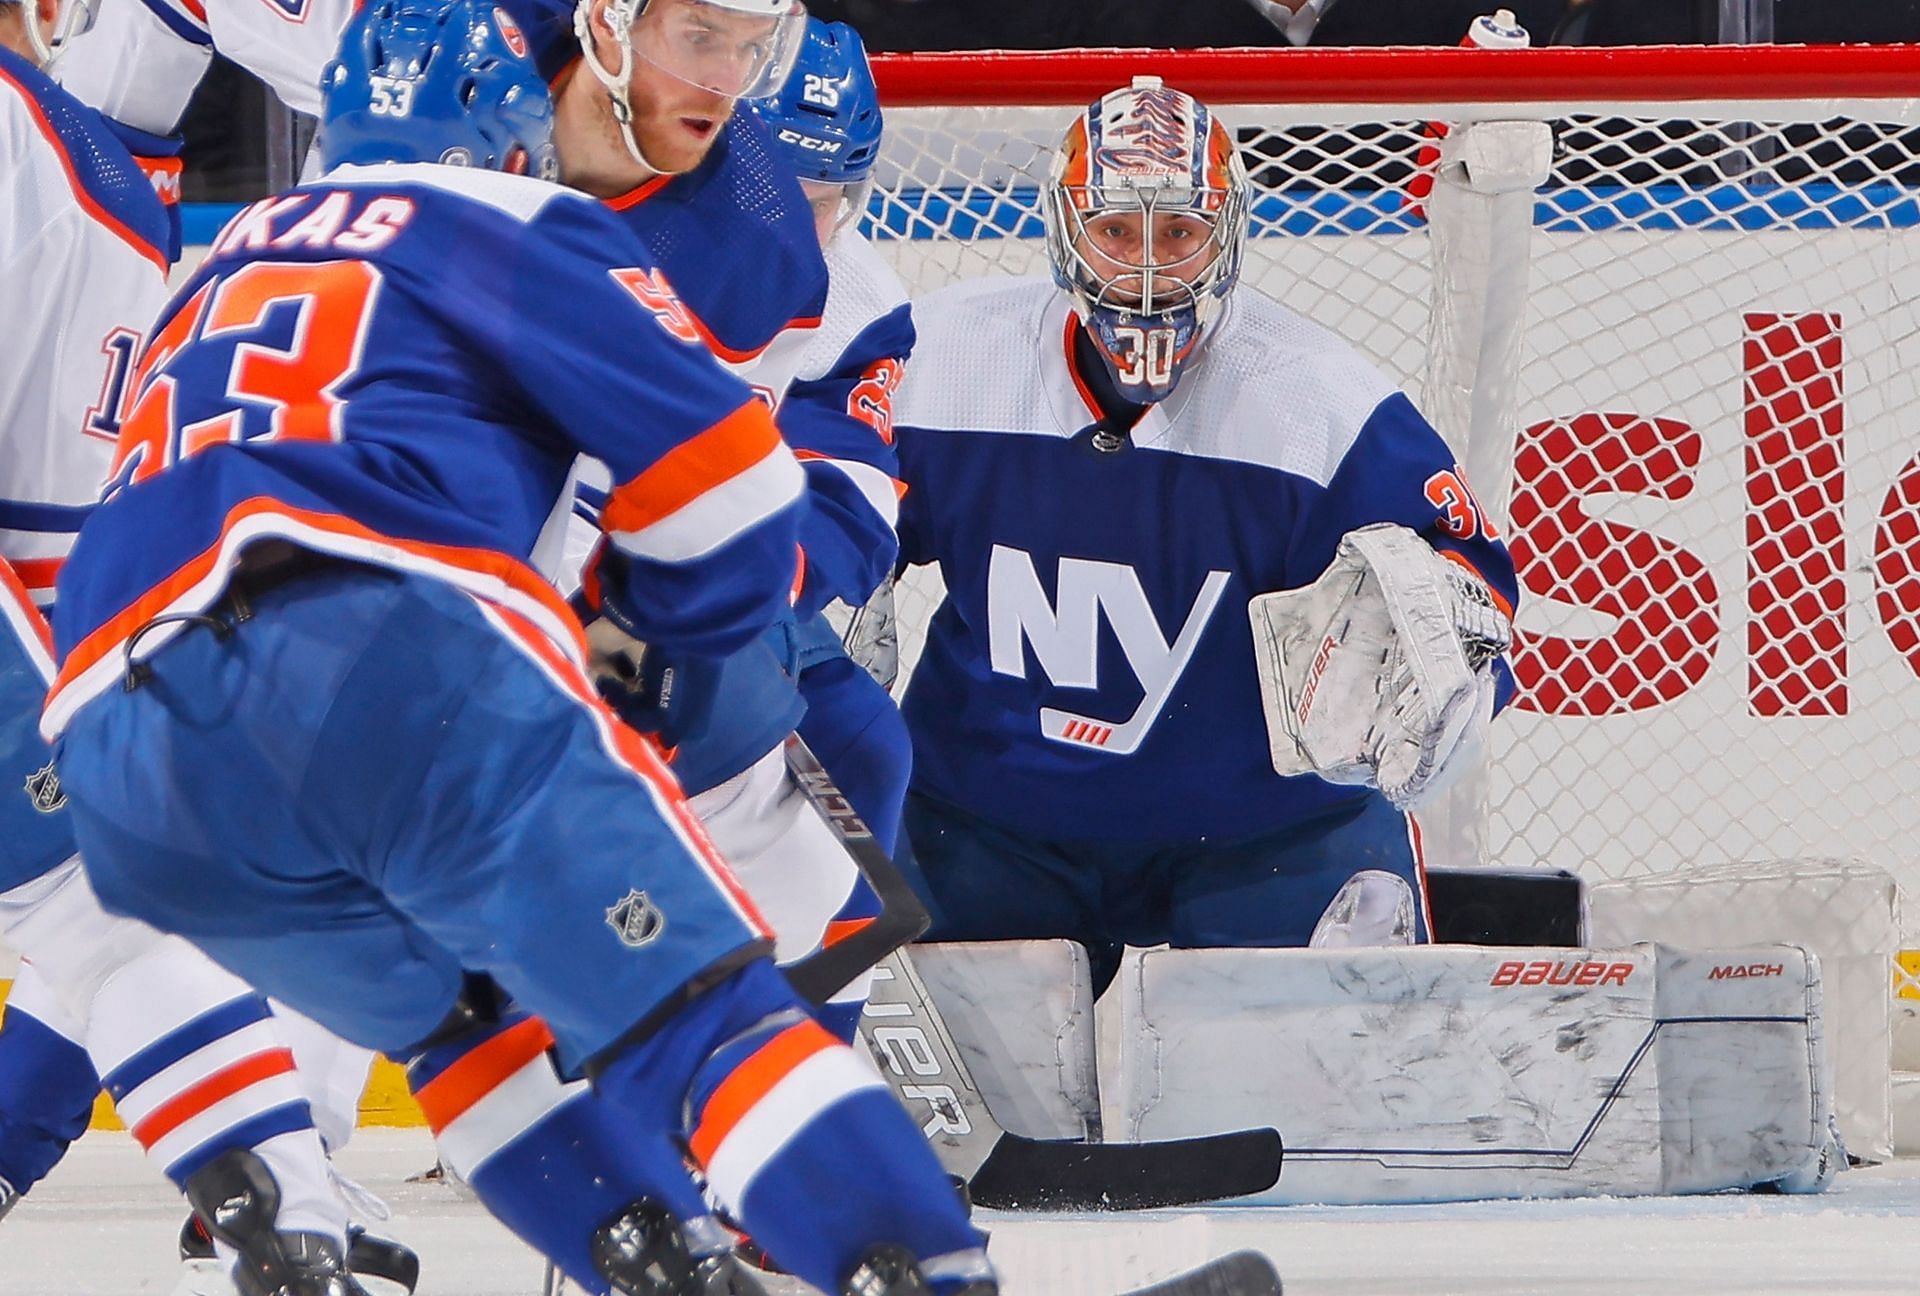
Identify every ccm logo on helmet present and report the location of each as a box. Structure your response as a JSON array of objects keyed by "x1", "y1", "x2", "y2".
[
  {"x1": 777, "y1": 128, "x2": 842, "y2": 153},
  {"x1": 1490, "y1": 960, "x2": 1635, "y2": 987}
]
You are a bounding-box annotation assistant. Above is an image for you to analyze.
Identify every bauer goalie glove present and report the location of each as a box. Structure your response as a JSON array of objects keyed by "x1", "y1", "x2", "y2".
[{"x1": 1248, "y1": 522, "x2": 1511, "y2": 809}]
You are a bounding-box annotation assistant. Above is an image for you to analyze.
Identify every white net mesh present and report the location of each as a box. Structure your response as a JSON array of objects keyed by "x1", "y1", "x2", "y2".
[{"x1": 857, "y1": 80, "x2": 1920, "y2": 953}]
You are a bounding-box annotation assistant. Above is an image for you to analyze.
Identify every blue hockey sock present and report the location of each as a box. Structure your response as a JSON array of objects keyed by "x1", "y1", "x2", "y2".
[
  {"x1": 411, "y1": 1011, "x2": 714, "y2": 1293},
  {"x1": 0, "y1": 1006, "x2": 99, "y2": 1195},
  {"x1": 596, "y1": 960, "x2": 989, "y2": 1295}
]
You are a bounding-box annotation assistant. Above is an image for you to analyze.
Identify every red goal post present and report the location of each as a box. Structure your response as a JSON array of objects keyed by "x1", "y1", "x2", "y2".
[{"x1": 854, "y1": 43, "x2": 1920, "y2": 989}]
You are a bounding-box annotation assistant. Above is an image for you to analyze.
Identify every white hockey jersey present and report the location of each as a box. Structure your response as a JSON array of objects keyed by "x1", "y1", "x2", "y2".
[
  {"x1": 57, "y1": 0, "x2": 355, "y2": 132},
  {"x1": 0, "y1": 48, "x2": 171, "y2": 606},
  {"x1": 893, "y1": 277, "x2": 1518, "y2": 843}
]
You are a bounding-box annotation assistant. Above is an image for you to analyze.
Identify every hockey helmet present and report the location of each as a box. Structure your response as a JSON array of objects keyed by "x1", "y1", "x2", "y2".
[
  {"x1": 1044, "y1": 77, "x2": 1249, "y2": 404},
  {"x1": 749, "y1": 19, "x2": 882, "y2": 237},
  {"x1": 319, "y1": 0, "x2": 558, "y2": 178}
]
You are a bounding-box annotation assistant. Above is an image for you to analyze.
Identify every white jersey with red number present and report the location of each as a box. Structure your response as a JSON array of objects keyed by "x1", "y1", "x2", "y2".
[{"x1": 1, "y1": 48, "x2": 171, "y2": 605}]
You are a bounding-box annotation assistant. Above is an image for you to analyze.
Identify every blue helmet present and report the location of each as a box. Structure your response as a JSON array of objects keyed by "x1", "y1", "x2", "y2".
[
  {"x1": 751, "y1": 19, "x2": 883, "y2": 187},
  {"x1": 318, "y1": 0, "x2": 558, "y2": 179}
]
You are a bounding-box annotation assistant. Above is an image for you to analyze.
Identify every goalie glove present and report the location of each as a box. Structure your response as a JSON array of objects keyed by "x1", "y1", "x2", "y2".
[{"x1": 1248, "y1": 523, "x2": 1511, "y2": 809}]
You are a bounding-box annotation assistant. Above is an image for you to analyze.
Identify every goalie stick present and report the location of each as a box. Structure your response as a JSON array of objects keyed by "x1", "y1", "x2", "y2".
[
  {"x1": 863, "y1": 944, "x2": 1282, "y2": 1211},
  {"x1": 779, "y1": 731, "x2": 1282, "y2": 1209},
  {"x1": 544, "y1": 1246, "x2": 1282, "y2": 1296}
]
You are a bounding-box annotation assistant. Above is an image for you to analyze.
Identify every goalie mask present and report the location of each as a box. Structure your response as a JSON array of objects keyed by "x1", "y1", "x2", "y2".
[
  {"x1": 1044, "y1": 76, "x2": 1249, "y2": 405},
  {"x1": 575, "y1": 0, "x2": 807, "y2": 175}
]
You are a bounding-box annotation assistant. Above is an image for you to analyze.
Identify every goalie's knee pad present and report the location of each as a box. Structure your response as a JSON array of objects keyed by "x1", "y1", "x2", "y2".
[
  {"x1": 183, "y1": 1148, "x2": 366, "y2": 1296},
  {"x1": 592, "y1": 1198, "x2": 765, "y2": 1296},
  {"x1": 1309, "y1": 869, "x2": 1419, "y2": 948}
]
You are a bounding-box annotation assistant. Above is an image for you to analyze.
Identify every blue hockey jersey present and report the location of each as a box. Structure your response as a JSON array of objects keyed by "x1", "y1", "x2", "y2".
[
  {"x1": 45, "y1": 163, "x2": 804, "y2": 738},
  {"x1": 894, "y1": 279, "x2": 1518, "y2": 844}
]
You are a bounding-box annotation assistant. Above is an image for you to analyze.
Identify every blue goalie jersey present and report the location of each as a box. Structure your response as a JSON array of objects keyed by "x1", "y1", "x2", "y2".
[
  {"x1": 46, "y1": 163, "x2": 804, "y2": 738},
  {"x1": 893, "y1": 278, "x2": 1519, "y2": 845}
]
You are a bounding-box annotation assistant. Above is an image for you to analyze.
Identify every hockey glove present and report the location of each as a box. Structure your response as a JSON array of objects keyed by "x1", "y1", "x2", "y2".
[{"x1": 1248, "y1": 522, "x2": 1511, "y2": 809}]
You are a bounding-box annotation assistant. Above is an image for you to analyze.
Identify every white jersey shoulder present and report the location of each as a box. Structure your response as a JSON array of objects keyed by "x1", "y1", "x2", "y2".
[
  {"x1": 0, "y1": 82, "x2": 171, "y2": 588},
  {"x1": 744, "y1": 228, "x2": 910, "y2": 399},
  {"x1": 893, "y1": 276, "x2": 1061, "y2": 438},
  {"x1": 60, "y1": 0, "x2": 351, "y2": 131},
  {"x1": 895, "y1": 275, "x2": 1405, "y2": 484},
  {"x1": 1156, "y1": 288, "x2": 1403, "y2": 486}
]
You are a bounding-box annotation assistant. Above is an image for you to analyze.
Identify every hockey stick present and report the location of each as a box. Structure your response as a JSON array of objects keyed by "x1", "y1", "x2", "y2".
[
  {"x1": 863, "y1": 945, "x2": 1282, "y2": 1211},
  {"x1": 780, "y1": 723, "x2": 1282, "y2": 1210},
  {"x1": 542, "y1": 1247, "x2": 1281, "y2": 1296},
  {"x1": 780, "y1": 732, "x2": 931, "y2": 1003}
]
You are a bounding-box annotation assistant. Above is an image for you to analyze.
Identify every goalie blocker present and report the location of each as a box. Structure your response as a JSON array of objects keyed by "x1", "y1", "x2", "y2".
[{"x1": 910, "y1": 938, "x2": 1839, "y2": 1204}]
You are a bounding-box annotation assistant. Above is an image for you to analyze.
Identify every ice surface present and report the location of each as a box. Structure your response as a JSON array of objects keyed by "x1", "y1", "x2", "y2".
[{"x1": 3, "y1": 1128, "x2": 1918, "y2": 1295}]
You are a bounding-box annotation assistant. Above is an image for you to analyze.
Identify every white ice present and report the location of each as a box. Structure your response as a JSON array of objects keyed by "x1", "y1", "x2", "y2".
[{"x1": 3, "y1": 1128, "x2": 1918, "y2": 1295}]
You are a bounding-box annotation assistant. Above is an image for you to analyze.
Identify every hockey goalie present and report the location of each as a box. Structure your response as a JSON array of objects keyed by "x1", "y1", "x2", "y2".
[{"x1": 873, "y1": 73, "x2": 1842, "y2": 1207}]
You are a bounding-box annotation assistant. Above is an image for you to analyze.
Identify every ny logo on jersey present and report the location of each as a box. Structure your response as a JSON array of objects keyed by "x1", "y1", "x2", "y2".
[{"x1": 986, "y1": 545, "x2": 1230, "y2": 755}]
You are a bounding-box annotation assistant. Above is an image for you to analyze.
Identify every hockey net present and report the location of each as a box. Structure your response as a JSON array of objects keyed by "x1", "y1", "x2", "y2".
[{"x1": 860, "y1": 46, "x2": 1920, "y2": 987}]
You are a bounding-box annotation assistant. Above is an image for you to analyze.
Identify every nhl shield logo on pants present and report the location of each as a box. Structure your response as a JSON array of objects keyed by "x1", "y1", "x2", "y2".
[
  {"x1": 606, "y1": 889, "x2": 665, "y2": 948},
  {"x1": 26, "y1": 761, "x2": 66, "y2": 814}
]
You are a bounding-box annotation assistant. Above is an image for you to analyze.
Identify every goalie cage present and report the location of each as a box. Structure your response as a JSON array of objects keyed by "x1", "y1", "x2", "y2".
[{"x1": 842, "y1": 42, "x2": 1920, "y2": 1158}]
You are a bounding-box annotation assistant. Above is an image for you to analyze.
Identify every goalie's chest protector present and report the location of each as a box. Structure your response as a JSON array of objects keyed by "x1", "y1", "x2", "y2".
[{"x1": 894, "y1": 278, "x2": 1471, "y2": 844}]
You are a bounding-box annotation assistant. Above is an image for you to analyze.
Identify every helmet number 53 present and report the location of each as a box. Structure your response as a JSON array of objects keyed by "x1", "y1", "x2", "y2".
[{"x1": 368, "y1": 76, "x2": 415, "y2": 118}]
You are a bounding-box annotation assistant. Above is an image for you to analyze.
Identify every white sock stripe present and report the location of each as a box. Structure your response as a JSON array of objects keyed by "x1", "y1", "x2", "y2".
[
  {"x1": 434, "y1": 1054, "x2": 585, "y2": 1181},
  {"x1": 702, "y1": 1045, "x2": 888, "y2": 1207},
  {"x1": 110, "y1": 1022, "x2": 293, "y2": 1125}
]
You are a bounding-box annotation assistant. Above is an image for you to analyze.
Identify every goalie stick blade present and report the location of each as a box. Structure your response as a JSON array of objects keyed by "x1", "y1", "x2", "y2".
[
  {"x1": 966, "y1": 1126, "x2": 1283, "y2": 1211},
  {"x1": 1120, "y1": 1251, "x2": 1283, "y2": 1296}
]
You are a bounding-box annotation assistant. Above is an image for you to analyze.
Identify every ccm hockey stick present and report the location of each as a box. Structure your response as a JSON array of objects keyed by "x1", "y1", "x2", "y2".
[
  {"x1": 780, "y1": 732, "x2": 932, "y2": 1003},
  {"x1": 781, "y1": 733, "x2": 1284, "y2": 1210},
  {"x1": 543, "y1": 1246, "x2": 1281, "y2": 1296}
]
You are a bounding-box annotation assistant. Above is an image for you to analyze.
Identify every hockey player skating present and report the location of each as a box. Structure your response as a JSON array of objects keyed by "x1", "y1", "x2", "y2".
[
  {"x1": 420, "y1": 21, "x2": 923, "y2": 1280},
  {"x1": 0, "y1": 0, "x2": 403, "y2": 1288},
  {"x1": 890, "y1": 78, "x2": 1520, "y2": 991},
  {"x1": 571, "y1": 14, "x2": 916, "y2": 1042},
  {"x1": 43, "y1": 4, "x2": 993, "y2": 1295}
]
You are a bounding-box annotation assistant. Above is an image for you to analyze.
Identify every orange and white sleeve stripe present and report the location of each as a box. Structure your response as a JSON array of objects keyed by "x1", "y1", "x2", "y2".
[{"x1": 600, "y1": 401, "x2": 804, "y2": 565}]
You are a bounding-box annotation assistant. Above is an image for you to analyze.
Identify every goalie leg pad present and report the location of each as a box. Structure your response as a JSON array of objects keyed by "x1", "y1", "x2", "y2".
[{"x1": 1116, "y1": 942, "x2": 1833, "y2": 1202}]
